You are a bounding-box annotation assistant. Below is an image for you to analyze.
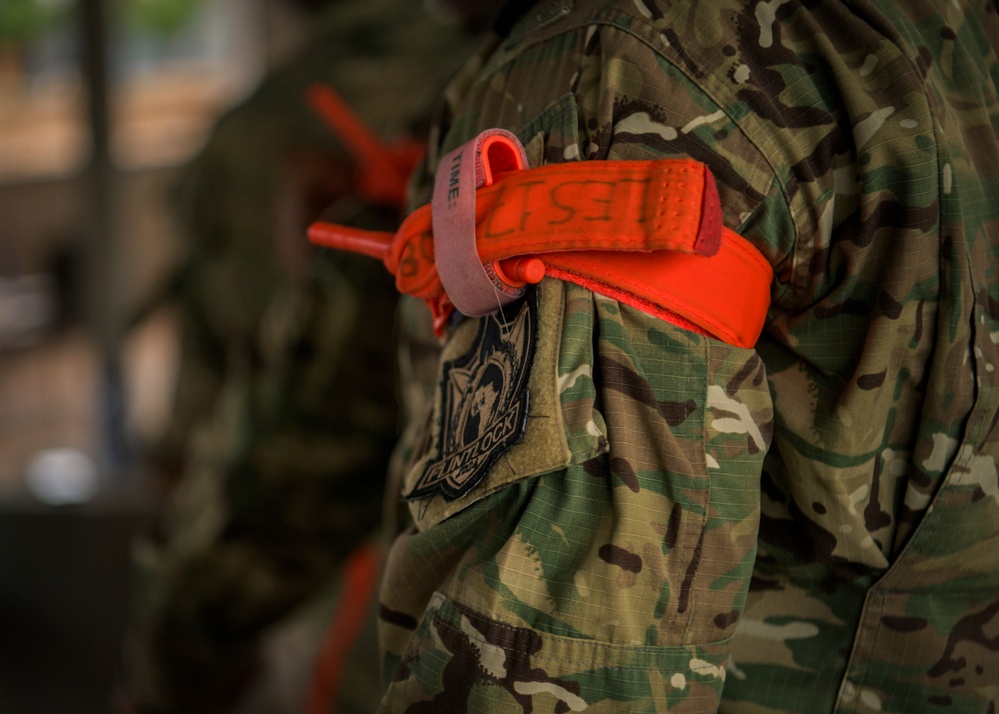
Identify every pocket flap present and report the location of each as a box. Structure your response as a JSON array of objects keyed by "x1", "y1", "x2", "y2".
[{"x1": 404, "y1": 280, "x2": 572, "y2": 528}]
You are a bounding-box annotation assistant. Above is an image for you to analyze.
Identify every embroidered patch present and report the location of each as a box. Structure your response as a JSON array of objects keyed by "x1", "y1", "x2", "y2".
[{"x1": 405, "y1": 290, "x2": 537, "y2": 502}]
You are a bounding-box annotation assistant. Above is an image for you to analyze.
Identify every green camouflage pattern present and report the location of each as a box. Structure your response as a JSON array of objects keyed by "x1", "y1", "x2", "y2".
[
  {"x1": 379, "y1": 0, "x2": 999, "y2": 711},
  {"x1": 124, "y1": 2, "x2": 478, "y2": 711},
  {"x1": 381, "y1": 282, "x2": 773, "y2": 711}
]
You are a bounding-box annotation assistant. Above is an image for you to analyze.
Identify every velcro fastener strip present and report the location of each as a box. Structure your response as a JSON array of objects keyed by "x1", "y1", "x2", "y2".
[{"x1": 472, "y1": 158, "x2": 722, "y2": 258}]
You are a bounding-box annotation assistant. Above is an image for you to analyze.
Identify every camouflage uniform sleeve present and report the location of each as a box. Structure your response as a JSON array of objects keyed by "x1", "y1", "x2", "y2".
[
  {"x1": 383, "y1": 0, "x2": 999, "y2": 711},
  {"x1": 381, "y1": 285, "x2": 773, "y2": 712},
  {"x1": 377, "y1": 6, "x2": 779, "y2": 710}
]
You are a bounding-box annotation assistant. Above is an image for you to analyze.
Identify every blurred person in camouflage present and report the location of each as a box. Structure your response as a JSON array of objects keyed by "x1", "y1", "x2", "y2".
[
  {"x1": 313, "y1": 0, "x2": 999, "y2": 711},
  {"x1": 121, "y1": 1, "x2": 479, "y2": 712}
]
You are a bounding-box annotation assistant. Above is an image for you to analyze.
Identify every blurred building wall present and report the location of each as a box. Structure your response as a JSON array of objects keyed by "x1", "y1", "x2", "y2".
[{"x1": 0, "y1": 2, "x2": 312, "y2": 710}]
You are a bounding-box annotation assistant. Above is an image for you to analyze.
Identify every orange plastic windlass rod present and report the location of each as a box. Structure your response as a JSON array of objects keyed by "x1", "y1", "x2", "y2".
[
  {"x1": 308, "y1": 217, "x2": 543, "y2": 304},
  {"x1": 308, "y1": 222, "x2": 394, "y2": 262},
  {"x1": 306, "y1": 83, "x2": 424, "y2": 209}
]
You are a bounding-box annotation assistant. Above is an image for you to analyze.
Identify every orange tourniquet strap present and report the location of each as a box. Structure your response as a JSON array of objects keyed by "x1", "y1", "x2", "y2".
[
  {"x1": 540, "y1": 229, "x2": 771, "y2": 348},
  {"x1": 306, "y1": 541, "x2": 379, "y2": 714},
  {"x1": 309, "y1": 149, "x2": 772, "y2": 348}
]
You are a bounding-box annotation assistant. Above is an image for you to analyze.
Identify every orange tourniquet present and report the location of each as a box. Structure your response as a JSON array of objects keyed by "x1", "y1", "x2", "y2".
[
  {"x1": 306, "y1": 84, "x2": 424, "y2": 209},
  {"x1": 309, "y1": 148, "x2": 772, "y2": 348}
]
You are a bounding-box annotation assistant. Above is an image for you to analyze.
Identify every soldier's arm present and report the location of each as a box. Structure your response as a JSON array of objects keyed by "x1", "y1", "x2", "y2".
[{"x1": 372, "y1": 9, "x2": 786, "y2": 711}]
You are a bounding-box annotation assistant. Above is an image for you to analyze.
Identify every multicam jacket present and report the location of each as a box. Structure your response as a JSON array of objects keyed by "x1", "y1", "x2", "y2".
[{"x1": 378, "y1": 0, "x2": 999, "y2": 711}]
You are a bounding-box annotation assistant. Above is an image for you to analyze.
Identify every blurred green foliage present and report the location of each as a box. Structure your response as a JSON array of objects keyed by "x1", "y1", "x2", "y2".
[
  {"x1": 0, "y1": 0, "x2": 204, "y2": 48},
  {"x1": 125, "y1": 0, "x2": 202, "y2": 39},
  {"x1": 0, "y1": 0, "x2": 58, "y2": 46}
]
